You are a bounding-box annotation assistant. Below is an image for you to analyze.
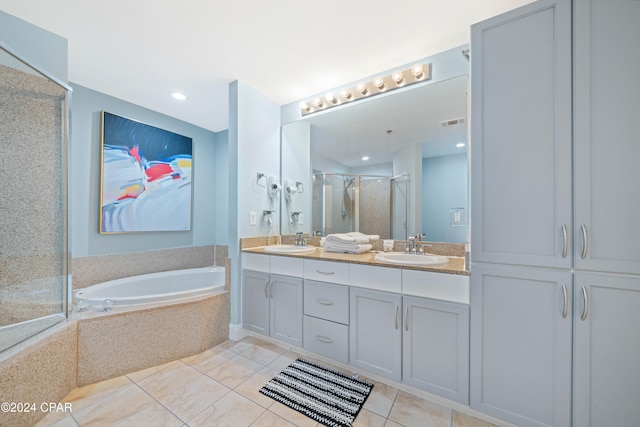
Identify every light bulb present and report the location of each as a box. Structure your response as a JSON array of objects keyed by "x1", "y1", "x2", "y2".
[
  {"x1": 342, "y1": 89, "x2": 352, "y2": 100},
  {"x1": 300, "y1": 102, "x2": 311, "y2": 112},
  {"x1": 325, "y1": 93, "x2": 337, "y2": 104},
  {"x1": 356, "y1": 83, "x2": 368, "y2": 95},
  {"x1": 313, "y1": 98, "x2": 324, "y2": 108},
  {"x1": 411, "y1": 64, "x2": 424, "y2": 80},
  {"x1": 374, "y1": 78, "x2": 385, "y2": 91},
  {"x1": 391, "y1": 71, "x2": 404, "y2": 85}
]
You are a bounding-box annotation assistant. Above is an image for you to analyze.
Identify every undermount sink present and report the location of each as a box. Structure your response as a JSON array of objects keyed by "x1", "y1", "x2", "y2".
[
  {"x1": 374, "y1": 252, "x2": 450, "y2": 267},
  {"x1": 263, "y1": 244, "x2": 317, "y2": 254}
]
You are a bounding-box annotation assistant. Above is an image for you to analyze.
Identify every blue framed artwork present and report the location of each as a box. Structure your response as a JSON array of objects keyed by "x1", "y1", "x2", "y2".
[{"x1": 100, "y1": 111, "x2": 193, "y2": 233}]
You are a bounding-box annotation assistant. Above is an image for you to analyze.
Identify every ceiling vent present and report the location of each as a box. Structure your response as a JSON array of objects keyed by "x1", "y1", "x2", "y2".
[{"x1": 440, "y1": 117, "x2": 466, "y2": 127}]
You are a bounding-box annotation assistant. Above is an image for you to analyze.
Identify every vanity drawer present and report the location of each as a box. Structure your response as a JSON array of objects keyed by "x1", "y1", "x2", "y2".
[
  {"x1": 303, "y1": 315, "x2": 349, "y2": 364},
  {"x1": 304, "y1": 259, "x2": 349, "y2": 284},
  {"x1": 304, "y1": 280, "x2": 349, "y2": 325}
]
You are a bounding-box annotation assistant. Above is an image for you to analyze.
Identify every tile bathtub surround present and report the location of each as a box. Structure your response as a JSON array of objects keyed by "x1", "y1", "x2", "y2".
[
  {"x1": 35, "y1": 335, "x2": 506, "y2": 427},
  {"x1": 77, "y1": 292, "x2": 230, "y2": 386},
  {"x1": 72, "y1": 245, "x2": 228, "y2": 290},
  {"x1": 0, "y1": 322, "x2": 78, "y2": 427}
]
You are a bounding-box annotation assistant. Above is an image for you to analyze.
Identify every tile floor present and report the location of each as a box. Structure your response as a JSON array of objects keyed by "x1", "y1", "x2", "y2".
[{"x1": 36, "y1": 336, "x2": 501, "y2": 427}]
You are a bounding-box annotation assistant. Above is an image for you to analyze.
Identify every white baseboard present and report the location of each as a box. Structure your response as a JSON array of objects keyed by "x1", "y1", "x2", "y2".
[{"x1": 228, "y1": 323, "x2": 248, "y2": 341}]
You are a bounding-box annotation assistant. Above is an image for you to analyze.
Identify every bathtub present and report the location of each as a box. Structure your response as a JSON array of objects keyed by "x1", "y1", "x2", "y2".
[{"x1": 73, "y1": 266, "x2": 225, "y2": 308}]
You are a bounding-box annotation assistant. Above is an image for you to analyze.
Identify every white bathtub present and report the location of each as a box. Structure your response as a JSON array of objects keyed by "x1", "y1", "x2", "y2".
[{"x1": 73, "y1": 266, "x2": 225, "y2": 308}]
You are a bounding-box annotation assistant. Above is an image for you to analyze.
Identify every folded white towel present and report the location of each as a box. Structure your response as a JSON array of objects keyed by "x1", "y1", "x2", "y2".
[
  {"x1": 325, "y1": 233, "x2": 369, "y2": 244},
  {"x1": 324, "y1": 243, "x2": 373, "y2": 254}
]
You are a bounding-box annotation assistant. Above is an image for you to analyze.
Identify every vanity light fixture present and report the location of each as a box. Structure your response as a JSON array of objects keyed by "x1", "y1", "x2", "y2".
[{"x1": 300, "y1": 63, "x2": 431, "y2": 116}]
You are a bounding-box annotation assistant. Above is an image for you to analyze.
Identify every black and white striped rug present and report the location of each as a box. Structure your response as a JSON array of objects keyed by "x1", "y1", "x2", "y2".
[{"x1": 259, "y1": 358, "x2": 373, "y2": 427}]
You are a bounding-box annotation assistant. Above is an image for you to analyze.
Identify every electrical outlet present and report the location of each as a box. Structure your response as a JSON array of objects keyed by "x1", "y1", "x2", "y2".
[{"x1": 249, "y1": 211, "x2": 257, "y2": 226}]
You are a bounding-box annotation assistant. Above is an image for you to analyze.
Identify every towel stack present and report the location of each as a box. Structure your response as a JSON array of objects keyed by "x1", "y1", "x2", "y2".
[{"x1": 322, "y1": 232, "x2": 379, "y2": 254}]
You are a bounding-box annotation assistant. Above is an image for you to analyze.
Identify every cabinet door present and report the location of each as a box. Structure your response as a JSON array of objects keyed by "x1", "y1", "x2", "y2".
[
  {"x1": 349, "y1": 287, "x2": 402, "y2": 382},
  {"x1": 470, "y1": 264, "x2": 572, "y2": 427},
  {"x1": 269, "y1": 274, "x2": 303, "y2": 346},
  {"x1": 242, "y1": 270, "x2": 270, "y2": 335},
  {"x1": 403, "y1": 296, "x2": 469, "y2": 404},
  {"x1": 573, "y1": 0, "x2": 640, "y2": 275},
  {"x1": 574, "y1": 273, "x2": 640, "y2": 427},
  {"x1": 470, "y1": 0, "x2": 572, "y2": 269}
]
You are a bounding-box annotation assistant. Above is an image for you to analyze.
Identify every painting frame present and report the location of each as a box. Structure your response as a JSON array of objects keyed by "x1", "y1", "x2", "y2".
[{"x1": 99, "y1": 111, "x2": 193, "y2": 234}]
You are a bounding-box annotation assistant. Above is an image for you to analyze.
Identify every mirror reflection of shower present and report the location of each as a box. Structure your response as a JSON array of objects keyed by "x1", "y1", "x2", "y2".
[{"x1": 312, "y1": 172, "x2": 408, "y2": 239}]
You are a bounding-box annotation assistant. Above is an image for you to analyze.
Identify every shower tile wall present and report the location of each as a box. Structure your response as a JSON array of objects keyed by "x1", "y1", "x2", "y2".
[
  {"x1": 0, "y1": 64, "x2": 67, "y2": 327},
  {"x1": 359, "y1": 178, "x2": 391, "y2": 239}
]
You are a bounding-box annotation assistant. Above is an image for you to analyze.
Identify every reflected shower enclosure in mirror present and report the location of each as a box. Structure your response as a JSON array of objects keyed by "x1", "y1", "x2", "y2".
[
  {"x1": 281, "y1": 73, "x2": 469, "y2": 243},
  {"x1": 0, "y1": 44, "x2": 70, "y2": 353}
]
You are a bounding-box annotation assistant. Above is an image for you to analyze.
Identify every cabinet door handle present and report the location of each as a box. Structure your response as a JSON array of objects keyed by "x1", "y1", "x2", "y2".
[
  {"x1": 264, "y1": 280, "x2": 270, "y2": 299},
  {"x1": 269, "y1": 281, "x2": 274, "y2": 299},
  {"x1": 562, "y1": 224, "x2": 568, "y2": 259},
  {"x1": 315, "y1": 335, "x2": 334, "y2": 344},
  {"x1": 404, "y1": 306, "x2": 409, "y2": 331},
  {"x1": 581, "y1": 224, "x2": 589, "y2": 259},
  {"x1": 394, "y1": 304, "x2": 399, "y2": 330},
  {"x1": 562, "y1": 284, "x2": 568, "y2": 318},
  {"x1": 581, "y1": 285, "x2": 589, "y2": 321},
  {"x1": 316, "y1": 270, "x2": 335, "y2": 275},
  {"x1": 316, "y1": 298, "x2": 334, "y2": 306}
]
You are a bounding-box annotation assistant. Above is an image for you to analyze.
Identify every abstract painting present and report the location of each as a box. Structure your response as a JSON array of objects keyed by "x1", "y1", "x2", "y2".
[{"x1": 100, "y1": 111, "x2": 193, "y2": 233}]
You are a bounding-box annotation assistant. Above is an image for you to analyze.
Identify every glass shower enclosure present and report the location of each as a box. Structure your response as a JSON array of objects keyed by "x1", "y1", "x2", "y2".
[
  {"x1": 312, "y1": 172, "x2": 408, "y2": 239},
  {"x1": 0, "y1": 43, "x2": 70, "y2": 353}
]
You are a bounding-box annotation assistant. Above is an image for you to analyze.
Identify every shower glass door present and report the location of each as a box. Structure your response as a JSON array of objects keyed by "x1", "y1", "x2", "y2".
[{"x1": 0, "y1": 44, "x2": 70, "y2": 353}]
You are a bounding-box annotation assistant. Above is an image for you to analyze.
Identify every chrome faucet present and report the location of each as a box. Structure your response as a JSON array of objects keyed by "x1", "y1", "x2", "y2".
[
  {"x1": 294, "y1": 232, "x2": 305, "y2": 246},
  {"x1": 406, "y1": 234, "x2": 425, "y2": 254}
]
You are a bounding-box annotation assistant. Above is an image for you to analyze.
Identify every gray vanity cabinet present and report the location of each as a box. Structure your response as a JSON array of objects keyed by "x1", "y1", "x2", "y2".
[
  {"x1": 242, "y1": 269, "x2": 303, "y2": 347},
  {"x1": 573, "y1": 0, "x2": 640, "y2": 276},
  {"x1": 470, "y1": 0, "x2": 572, "y2": 270},
  {"x1": 470, "y1": 264, "x2": 573, "y2": 427},
  {"x1": 573, "y1": 273, "x2": 640, "y2": 426},
  {"x1": 402, "y1": 296, "x2": 469, "y2": 404},
  {"x1": 349, "y1": 287, "x2": 402, "y2": 382}
]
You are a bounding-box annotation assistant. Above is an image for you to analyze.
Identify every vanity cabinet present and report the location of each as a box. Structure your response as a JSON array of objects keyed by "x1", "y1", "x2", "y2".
[
  {"x1": 349, "y1": 287, "x2": 402, "y2": 382},
  {"x1": 471, "y1": 0, "x2": 640, "y2": 425},
  {"x1": 403, "y1": 296, "x2": 469, "y2": 404}
]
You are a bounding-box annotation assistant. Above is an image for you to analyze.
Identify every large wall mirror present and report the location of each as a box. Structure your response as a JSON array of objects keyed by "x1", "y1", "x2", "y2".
[{"x1": 281, "y1": 67, "x2": 468, "y2": 243}]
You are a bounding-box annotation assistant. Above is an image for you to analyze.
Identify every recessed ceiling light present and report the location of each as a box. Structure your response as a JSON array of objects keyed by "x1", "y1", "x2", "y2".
[
  {"x1": 172, "y1": 92, "x2": 187, "y2": 101},
  {"x1": 456, "y1": 142, "x2": 466, "y2": 148},
  {"x1": 362, "y1": 156, "x2": 370, "y2": 161}
]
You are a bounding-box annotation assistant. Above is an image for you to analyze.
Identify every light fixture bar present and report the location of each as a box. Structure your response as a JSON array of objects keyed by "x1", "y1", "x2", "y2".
[{"x1": 301, "y1": 63, "x2": 431, "y2": 116}]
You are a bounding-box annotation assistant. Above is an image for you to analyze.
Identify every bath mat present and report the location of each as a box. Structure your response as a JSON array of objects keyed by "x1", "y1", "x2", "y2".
[{"x1": 259, "y1": 358, "x2": 373, "y2": 427}]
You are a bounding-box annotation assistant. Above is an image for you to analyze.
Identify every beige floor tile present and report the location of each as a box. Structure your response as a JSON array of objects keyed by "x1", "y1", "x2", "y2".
[
  {"x1": 63, "y1": 375, "x2": 134, "y2": 413},
  {"x1": 136, "y1": 361, "x2": 204, "y2": 400},
  {"x1": 353, "y1": 408, "x2": 388, "y2": 427},
  {"x1": 126, "y1": 359, "x2": 178, "y2": 383},
  {"x1": 452, "y1": 410, "x2": 500, "y2": 427},
  {"x1": 388, "y1": 391, "x2": 452, "y2": 427},
  {"x1": 384, "y1": 420, "x2": 406, "y2": 427},
  {"x1": 187, "y1": 391, "x2": 265, "y2": 427},
  {"x1": 205, "y1": 354, "x2": 263, "y2": 389},
  {"x1": 155, "y1": 373, "x2": 230, "y2": 422},
  {"x1": 235, "y1": 366, "x2": 279, "y2": 408},
  {"x1": 267, "y1": 350, "x2": 301, "y2": 372},
  {"x1": 115, "y1": 400, "x2": 183, "y2": 427},
  {"x1": 39, "y1": 416, "x2": 78, "y2": 427},
  {"x1": 72, "y1": 383, "x2": 156, "y2": 427},
  {"x1": 268, "y1": 401, "x2": 321, "y2": 427},
  {"x1": 362, "y1": 378, "x2": 399, "y2": 418},
  {"x1": 182, "y1": 347, "x2": 236, "y2": 373},
  {"x1": 240, "y1": 340, "x2": 286, "y2": 365},
  {"x1": 250, "y1": 410, "x2": 297, "y2": 427},
  {"x1": 223, "y1": 336, "x2": 261, "y2": 354}
]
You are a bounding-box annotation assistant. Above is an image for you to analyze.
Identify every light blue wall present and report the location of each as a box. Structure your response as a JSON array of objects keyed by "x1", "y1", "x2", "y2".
[
  {"x1": 0, "y1": 10, "x2": 67, "y2": 83},
  {"x1": 228, "y1": 80, "x2": 281, "y2": 325},
  {"x1": 70, "y1": 83, "x2": 221, "y2": 256},
  {"x1": 422, "y1": 153, "x2": 468, "y2": 242}
]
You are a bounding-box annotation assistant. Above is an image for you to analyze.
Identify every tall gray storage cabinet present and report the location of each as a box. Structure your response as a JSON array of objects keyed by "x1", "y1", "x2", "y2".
[{"x1": 470, "y1": 0, "x2": 640, "y2": 426}]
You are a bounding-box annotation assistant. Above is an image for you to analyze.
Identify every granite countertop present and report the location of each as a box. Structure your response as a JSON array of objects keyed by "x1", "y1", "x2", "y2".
[{"x1": 242, "y1": 245, "x2": 469, "y2": 276}]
